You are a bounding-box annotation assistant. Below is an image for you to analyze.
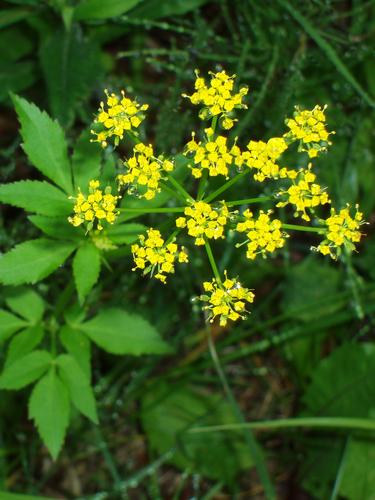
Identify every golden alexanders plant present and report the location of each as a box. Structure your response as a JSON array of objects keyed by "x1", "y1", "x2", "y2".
[{"x1": 70, "y1": 69, "x2": 366, "y2": 326}]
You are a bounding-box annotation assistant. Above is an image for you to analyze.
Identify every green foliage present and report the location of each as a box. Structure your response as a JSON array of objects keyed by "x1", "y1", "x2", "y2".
[
  {"x1": 4, "y1": 287, "x2": 45, "y2": 323},
  {"x1": 12, "y1": 94, "x2": 73, "y2": 193},
  {"x1": 142, "y1": 382, "x2": 253, "y2": 484},
  {"x1": 78, "y1": 308, "x2": 172, "y2": 355},
  {"x1": 73, "y1": 242, "x2": 101, "y2": 302},
  {"x1": 74, "y1": 0, "x2": 141, "y2": 20},
  {"x1": 29, "y1": 368, "x2": 70, "y2": 459},
  {"x1": 72, "y1": 131, "x2": 102, "y2": 191},
  {"x1": 59, "y1": 326, "x2": 91, "y2": 379},
  {"x1": 0, "y1": 239, "x2": 77, "y2": 285},
  {"x1": 0, "y1": 350, "x2": 52, "y2": 390},
  {"x1": 40, "y1": 25, "x2": 103, "y2": 127},
  {"x1": 0, "y1": 181, "x2": 73, "y2": 216},
  {"x1": 28, "y1": 215, "x2": 82, "y2": 240},
  {"x1": 5, "y1": 325, "x2": 45, "y2": 368},
  {"x1": 0, "y1": 309, "x2": 27, "y2": 343},
  {"x1": 57, "y1": 354, "x2": 98, "y2": 424}
]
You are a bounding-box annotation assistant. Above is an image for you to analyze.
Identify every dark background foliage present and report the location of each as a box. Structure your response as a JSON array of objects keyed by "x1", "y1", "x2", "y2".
[{"x1": 0, "y1": 0, "x2": 375, "y2": 498}]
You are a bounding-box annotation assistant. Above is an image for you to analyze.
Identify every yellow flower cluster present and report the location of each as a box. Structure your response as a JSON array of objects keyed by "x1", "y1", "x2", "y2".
[
  {"x1": 131, "y1": 229, "x2": 188, "y2": 283},
  {"x1": 236, "y1": 209, "x2": 287, "y2": 259},
  {"x1": 317, "y1": 205, "x2": 365, "y2": 259},
  {"x1": 242, "y1": 137, "x2": 296, "y2": 182},
  {"x1": 117, "y1": 143, "x2": 173, "y2": 200},
  {"x1": 199, "y1": 272, "x2": 255, "y2": 326},
  {"x1": 91, "y1": 89, "x2": 148, "y2": 147},
  {"x1": 277, "y1": 168, "x2": 330, "y2": 221},
  {"x1": 184, "y1": 130, "x2": 241, "y2": 179},
  {"x1": 68, "y1": 180, "x2": 119, "y2": 231},
  {"x1": 183, "y1": 70, "x2": 248, "y2": 129},
  {"x1": 284, "y1": 105, "x2": 333, "y2": 158},
  {"x1": 176, "y1": 201, "x2": 229, "y2": 246}
]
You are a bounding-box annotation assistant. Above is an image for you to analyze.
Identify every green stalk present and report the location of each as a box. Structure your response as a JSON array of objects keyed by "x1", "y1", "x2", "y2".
[
  {"x1": 167, "y1": 174, "x2": 194, "y2": 203},
  {"x1": 207, "y1": 331, "x2": 276, "y2": 500},
  {"x1": 204, "y1": 172, "x2": 247, "y2": 203},
  {"x1": 118, "y1": 207, "x2": 185, "y2": 214},
  {"x1": 204, "y1": 240, "x2": 221, "y2": 283},
  {"x1": 282, "y1": 223, "x2": 326, "y2": 233},
  {"x1": 189, "y1": 417, "x2": 375, "y2": 433},
  {"x1": 226, "y1": 196, "x2": 272, "y2": 207}
]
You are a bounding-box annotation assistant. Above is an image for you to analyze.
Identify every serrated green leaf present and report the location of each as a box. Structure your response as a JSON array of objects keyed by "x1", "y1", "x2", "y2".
[
  {"x1": 29, "y1": 368, "x2": 70, "y2": 459},
  {"x1": 72, "y1": 130, "x2": 101, "y2": 191},
  {"x1": 0, "y1": 350, "x2": 52, "y2": 390},
  {"x1": 57, "y1": 354, "x2": 98, "y2": 424},
  {"x1": 0, "y1": 180, "x2": 73, "y2": 216},
  {"x1": 0, "y1": 238, "x2": 76, "y2": 285},
  {"x1": 0, "y1": 309, "x2": 27, "y2": 343},
  {"x1": 142, "y1": 382, "x2": 254, "y2": 483},
  {"x1": 28, "y1": 215, "x2": 82, "y2": 240},
  {"x1": 12, "y1": 94, "x2": 73, "y2": 193},
  {"x1": 59, "y1": 325, "x2": 91, "y2": 379},
  {"x1": 74, "y1": 0, "x2": 140, "y2": 20},
  {"x1": 5, "y1": 325, "x2": 45, "y2": 368},
  {"x1": 78, "y1": 308, "x2": 172, "y2": 355},
  {"x1": 106, "y1": 223, "x2": 147, "y2": 245},
  {"x1": 5, "y1": 287, "x2": 45, "y2": 323},
  {"x1": 40, "y1": 25, "x2": 102, "y2": 127},
  {"x1": 73, "y1": 242, "x2": 101, "y2": 302},
  {"x1": 339, "y1": 438, "x2": 375, "y2": 500}
]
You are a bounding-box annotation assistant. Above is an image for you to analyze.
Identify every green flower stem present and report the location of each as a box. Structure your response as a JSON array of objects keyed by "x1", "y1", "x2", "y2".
[
  {"x1": 206, "y1": 331, "x2": 276, "y2": 500},
  {"x1": 197, "y1": 170, "x2": 209, "y2": 200},
  {"x1": 204, "y1": 171, "x2": 247, "y2": 203},
  {"x1": 167, "y1": 174, "x2": 194, "y2": 203},
  {"x1": 159, "y1": 180, "x2": 186, "y2": 202},
  {"x1": 282, "y1": 223, "x2": 326, "y2": 233},
  {"x1": 226, "y1": 196, "x2": 272, "y2": 207},
  {"x1": 166, "y1": 228, "x2": 181, "y2": 245},
  {"x1": 189, "y1": 417, "x2": 375, "y2": 434},
  {"x1": 211, "y1": 115, "x2": 218, "y2": 134},
  {"x1": 204, "y1": 240, "x2": 222, "y2": 284},
  {"x1": 118, "y1": 207, "x2": 185, "y2": 214}
]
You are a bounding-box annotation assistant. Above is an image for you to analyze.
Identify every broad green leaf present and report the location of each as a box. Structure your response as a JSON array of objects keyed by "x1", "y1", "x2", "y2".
[
  {"x1": 12, "y1": 94, "x2": 73, "y2": 193},
  {"x1": 57, "y1": 354, "x2": 98, "y2": 423},
  {"x1": 28, "y1": 215, "x2": 82, "y2": 241},
  {"x1": 339, "y1": 438, "x2": 375, "y2": 500},
  {"x1": 106, "y1": 223, "x2": 146, "y2": 245},
  {"x1": 0, "y1": 309, "x2": 27, "y2": 343},
  {"x1": 73, "y1": 242, "x2": 101, "y2": 302},
  {"x1": 60, "y1": 325, "x2": 91, "y2": 378},
  {"x1": 5, "y1": 287, "x2": 45, "y2": 323},
  {"x1": 0, "y1": 350, "x2": 52, "y2": 390},
  {"x1": 0, "y1": 60, "x2": 36, "y2": 102},
  {"x1": 0, "y1": 180, "x2": 73, "y2": 216},
  {"x1": 142, "y1": 382, "x2": 253, "y2": 483},
  {"x1": 72, "y1": 130, "x2": 101, "y2": 191},
  {"x1": 75, "y1": 0, "x2": 140, "y2": 20},
  {"x1": 130, "y1": 0, "x2": 209, "y2": 19},
  {"x1": 0, "y1": 238, "x2": 76, "y2": 285},
  {"x1": 78, "y1": 308, "x2": 172, "y2": 355},
  {"x1": 0, "y1": 493, "x2": 56, "y2": 500},
  {"x1": 5, "y1": 325, "x2": 45, "y2": 368},
  {"x1": 29, "y1": 369, "x2": 70, "y2": 459},
  {"x1": 0, "y1": 8, "x2": 31, "y2": 29},
  {"x1": 40, "y1": 25, "x2": 102, "y2": 127}
]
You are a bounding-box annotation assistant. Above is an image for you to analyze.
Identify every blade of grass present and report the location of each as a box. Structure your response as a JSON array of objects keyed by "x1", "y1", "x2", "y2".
[{"x1": 278, "y1": 0, "x2": 375, "y2": 108}]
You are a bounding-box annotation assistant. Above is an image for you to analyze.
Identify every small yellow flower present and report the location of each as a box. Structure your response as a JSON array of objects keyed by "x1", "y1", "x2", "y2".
[
  {"x1": 199, "y1": 271, "x2": 255, "y2": 326},
  {"x1": 276, "y1": 166, "x2": 330, "y2": 221},
  {"x1": 177, "y1": 201, "x2": 230, "y2": 246},
  {"x1": 183, "y1": 70, "x2": 248, "y2": 129},
  {"x1": 131, "y1": 229, "x2": 188, "y2": 283},
  {"x1": 117, "y1": 143, "x2": 173, "y2": 200},
  {"x1": 284, "y1": 105, "x2": 334, "y2": 157},
  {"x1": 242, "y1": 137, "x2": 296, "y2": 182},
  {"x1": 236, "y1": 209, "x2": 287, "y2": 259},
  {"x1": 316, "y1": 204, "x2": 365, "y2": 259},
  {"x1": 91, "y1": 89, "x2": 148, "y2": 147},
  {"x1": 184, "y1": 130, "x2": 242, "y2": 179},
  {"x1": 68, "y1": 180, "x2": 120, "y2": 231}
]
